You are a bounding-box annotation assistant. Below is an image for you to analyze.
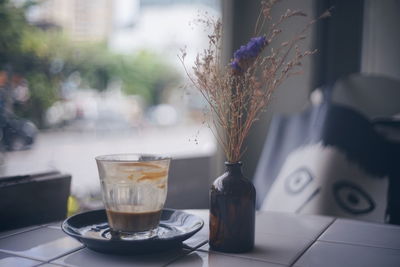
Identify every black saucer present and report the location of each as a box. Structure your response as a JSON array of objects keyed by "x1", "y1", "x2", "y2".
[{"x1": 62, "y1": 209, "x2": 204, "y2": 254}]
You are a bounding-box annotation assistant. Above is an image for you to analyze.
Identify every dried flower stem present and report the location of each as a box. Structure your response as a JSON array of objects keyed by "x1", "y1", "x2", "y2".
[{"x1": 180, "y1": 0, "x2": 330, "y2": 163}]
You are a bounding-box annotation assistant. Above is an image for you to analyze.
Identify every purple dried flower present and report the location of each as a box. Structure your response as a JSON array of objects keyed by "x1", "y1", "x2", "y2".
[
  {"x1": 233, "y1": 36, "x2": 266, "y2": 61},
  {"x1": 230, "y1": 60, "x2": 241, "y2": 71},
  {"x1": 231, "y1": 36, "x2": 267, "y2": 72}
]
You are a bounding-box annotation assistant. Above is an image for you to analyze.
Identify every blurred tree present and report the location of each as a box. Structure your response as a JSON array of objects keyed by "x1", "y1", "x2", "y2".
[
  {"x1": 0, "y1": 0, "x2": 181, "y2": 129},
  {"x1": 0, "y1": 0, "x2": 58, "y2": 127}
]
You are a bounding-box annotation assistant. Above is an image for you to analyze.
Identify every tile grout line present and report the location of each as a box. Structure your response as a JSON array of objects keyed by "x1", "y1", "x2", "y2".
[
  {"x1": 317, "y1": 239, "x2": 400, "y2": 251},
  {"x1": 289, "y1": 218, "x2": 337, "y2": 267},
  {"x1": 0, "y1": 250, "x2": 48, "y2": 265},
  {"x1": 0, "y1": 225, "x2": 44, "y2": 241},
  {"x1": 33, "y1": 261, "x2": 68, "y2": 267},
  {"x1": 46, "y1": 245, "x2": 86, "y2": 264},
  {"x1": 196, "y1": 243, "x2": 288, "y2": 265},
  {"x1": 3, "y1": 245, "x2": 84, "y2": 266},
  {"x1": 163, "y1": 240, "x2": 209, "y2": 267}
]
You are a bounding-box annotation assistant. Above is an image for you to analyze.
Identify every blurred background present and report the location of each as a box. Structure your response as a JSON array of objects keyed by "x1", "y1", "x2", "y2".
[
  {"x1": 0, "y1": 0, "x2": 220, "y2": 212},
  {"x1": 1, "y1": 0, "x2": 399, "y2": 219}
]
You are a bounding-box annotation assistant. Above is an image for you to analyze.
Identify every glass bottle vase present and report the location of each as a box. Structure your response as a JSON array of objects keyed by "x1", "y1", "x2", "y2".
[{"x1": 209, "y1": 162, "x2": 256, "y2": 252}]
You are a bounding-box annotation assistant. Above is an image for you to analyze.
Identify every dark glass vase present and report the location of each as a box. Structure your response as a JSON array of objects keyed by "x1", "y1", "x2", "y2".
[{"x1": 209, "y1": 162, "x2": 256, "y2": 253}]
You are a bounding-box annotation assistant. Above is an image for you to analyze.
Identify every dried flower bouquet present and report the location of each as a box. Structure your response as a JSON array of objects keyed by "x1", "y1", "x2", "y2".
[{"x1": 180, "y1": 0, "x2": 330, "y2": 163}]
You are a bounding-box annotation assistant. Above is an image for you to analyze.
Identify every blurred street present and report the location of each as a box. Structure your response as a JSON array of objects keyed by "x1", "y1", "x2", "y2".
[{"x1": 1, "y1": 125, "x2": 215, "y2": 199}]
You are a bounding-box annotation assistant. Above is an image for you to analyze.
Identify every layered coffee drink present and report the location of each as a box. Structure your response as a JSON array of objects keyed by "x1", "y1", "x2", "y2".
[
  {"x1": 106, "y1": 209, "x2": 162, "y2": 232},
  {"x1": 96, "y1": 155, "x2": 170, "y2": 238}
]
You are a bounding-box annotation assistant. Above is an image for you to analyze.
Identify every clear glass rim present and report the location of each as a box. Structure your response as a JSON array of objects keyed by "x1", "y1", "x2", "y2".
[{"x1": 95, "y1": 153, "x2": 171, "y2": 163}]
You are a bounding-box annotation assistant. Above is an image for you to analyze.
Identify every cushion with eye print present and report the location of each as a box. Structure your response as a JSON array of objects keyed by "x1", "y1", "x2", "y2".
[
  {"x1": 262, "y1": 143, "x2": 388, "y2": 223},
  {"x1": 254, "y1": 85, "x2": 400, "y2": 224}
]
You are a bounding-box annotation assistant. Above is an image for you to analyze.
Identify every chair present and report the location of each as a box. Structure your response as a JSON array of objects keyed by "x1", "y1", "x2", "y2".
[{"x1": 253, "y1": 74, "x2": 400, "y2": 224}]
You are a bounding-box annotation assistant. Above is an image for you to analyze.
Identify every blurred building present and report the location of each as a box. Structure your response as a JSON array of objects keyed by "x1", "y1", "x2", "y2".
[{"x1": 28, "y1": 0, "x2": 113, "y2": 42}]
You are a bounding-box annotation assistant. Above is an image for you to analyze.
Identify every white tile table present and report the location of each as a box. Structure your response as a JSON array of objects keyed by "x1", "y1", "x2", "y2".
[{"x1": 0, "y1": 210, "x2": 399, "y2": 267}]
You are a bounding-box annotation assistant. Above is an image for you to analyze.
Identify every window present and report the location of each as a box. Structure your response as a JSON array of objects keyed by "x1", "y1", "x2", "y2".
[{"x1": 0, "y1": 0, "x2": 219, "y2": 210}]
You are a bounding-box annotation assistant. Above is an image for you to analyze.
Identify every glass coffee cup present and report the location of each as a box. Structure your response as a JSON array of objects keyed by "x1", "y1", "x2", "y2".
[{"x1": 95, "y1": 154, "x2": 170, "y2": 239}]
